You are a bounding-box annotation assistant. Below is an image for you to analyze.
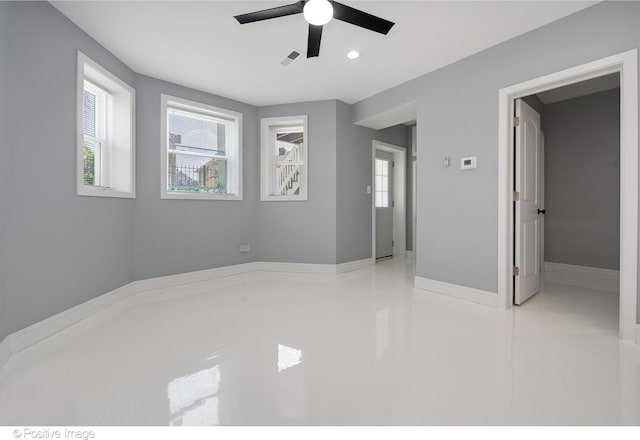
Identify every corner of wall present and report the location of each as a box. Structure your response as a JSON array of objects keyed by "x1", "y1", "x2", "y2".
[{"x1": 0, "y1": 0, "x2": 11, "y2": 342}]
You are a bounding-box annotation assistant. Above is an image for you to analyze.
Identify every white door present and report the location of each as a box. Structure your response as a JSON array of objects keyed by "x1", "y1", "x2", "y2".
[
  {"x1": 514, "y1": 99, "x2": 543, "y2": 305},
  {"x1": 375, "y1": 152, "x2": 393, "y2": 259}
]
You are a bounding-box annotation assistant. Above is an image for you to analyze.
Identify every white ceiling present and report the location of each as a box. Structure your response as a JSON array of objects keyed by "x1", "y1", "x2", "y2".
[{"x1": 51, "y1": 1, "x2": 597, "y2": 107}]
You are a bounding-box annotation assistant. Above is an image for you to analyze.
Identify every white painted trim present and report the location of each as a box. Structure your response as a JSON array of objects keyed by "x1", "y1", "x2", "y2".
[
  {"x1": 544, "y1": 262, "x2": 620, "y2": 292},
  {"x1": 336, "y1": 258, "x2": 374, "y2": 274},
  {"x1": 405, "y1": 251, "x2": 415, "y2": 259},
  {"x1": 636, "y1": 325, "x2": 640, "y2": 345},
  {"x1": 133, "y1": 262, "x2": 259, "y2": 293},
  {"x1": 412, "y1": 131, "x2": 417, "y2": 257},
  {"x1": 0, "y1": 337, "x2": 10, "y2": 371},
  {"x1": 414, "y1": 276, "x2": 498, "y2": 308},
  {"x1": 76, "y1": 51, "x2": 136, "y2": 199},
  {"x1": 0, "y1": 258, "x2": 375, "y2": 371},
  {"x1": 372, "y1": 140, "x2": 407, "y2": 260},
  {"x1": 0, "y1": 283, "x2": 134, "y2": 370},
  {"x1": 160, "y1": 94, "x2": 243, "y2": 201},
  {"x1": 497, "y1": 49, "x2": 638, "y2": 342},
  {"x1": 255, "y1": 261, "x2": 336, "y2": 274},
  {"x1": 260, "y1": 115, "x2": 309, "y2": 201},
  {"x1": 411, "y1": 124, "x2": 417, "y2": 157},
  {"x1": 252, "y1": 259, "x2": 373, "y2": 275}
]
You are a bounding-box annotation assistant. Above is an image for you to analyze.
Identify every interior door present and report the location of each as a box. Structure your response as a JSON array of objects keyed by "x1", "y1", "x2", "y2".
[
  {"x1": 375, "y1": 152, "x2": 394, "y2": 259},
  {"x1": 515, "y1": 99, "x2": 543, "y2": 305}
]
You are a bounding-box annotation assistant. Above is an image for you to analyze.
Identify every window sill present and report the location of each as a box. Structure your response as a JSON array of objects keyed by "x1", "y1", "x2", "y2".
[
  {"x1": 161, "y1": 191, "x2": 243, "y2": 201},
  {"x1": 260, "y1": 195, "x2": 308, "y2": 202},
  {"x1": 78, "y1": 187, "x2": 135, "y2": 199}
]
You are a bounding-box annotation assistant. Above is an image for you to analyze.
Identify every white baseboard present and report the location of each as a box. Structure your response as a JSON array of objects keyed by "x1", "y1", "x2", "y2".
[
  {"x1": 255, "y1": 261, "x2": 336, "y2": 274},
  {"x1": 544, "y1": 261, "x2": 619, "y2": 292},
  {"x1": 0, "y1": 258, "x2": 373, "y2": 371},
  {"x1": 414, "y1": 276, "x2": 498, "y2": 307},
  {"x1": 133, "y1": 262, "x2": 259, "y2": 293},
  {"x1": 3, "y1": 283, "x2": 135, "y2": 364},
  {"x1": 251, "y1": 258, "x2": 373, "y2": 275},
  {"x1": 405, "y1": 251, "x2": 415, "y2": 259},
  {"x1": 336, "y1": 258, "x2": 374, "y2": 274},
  {"x1": 0, "y1": 337, "x2": 10, "y2": 370}
]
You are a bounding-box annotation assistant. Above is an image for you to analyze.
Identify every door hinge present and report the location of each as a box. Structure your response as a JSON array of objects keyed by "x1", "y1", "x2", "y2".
[
  {"x1": 512, "y1": 266, "x2": 520, "y2": 276},
  {"x1": 392, "y1": 240, "x2": 394, "y2": 247},
  {"x1": 514, "y1": 116, "x2": 520, "y2": 127},
  {"x1": 392, "y1": 201, "x2": 395, "y2": 208},
  {"x1": 392, "y1": 161, "x2": 395, "y2": 168},
  {"x1": 513, "y1": 191, "x2": 520, "y2": 202}
]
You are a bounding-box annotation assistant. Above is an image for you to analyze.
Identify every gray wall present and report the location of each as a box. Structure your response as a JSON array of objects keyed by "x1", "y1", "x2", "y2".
[
  {"x1": 4, "y1": 0, "x2": 639, "y2": 337},
  {"x1": 544, "y1": 89, "x2": 620, "y2": 270},
  {"x1": 335, "y1": 101, "x2": 407, "y2": 264},
  {"x1": 406, "y1": 125, "x2": 415, "y2": 251},
  {"x1": 0, "y1": 1, "x2": 409, "y2": 337},
  {"x1": 0, "y1": 2, "x2": 9, "y2": 341},
  {"x1": 353, "y1": 1, "x2": 640, "y2": 313},
  {"x1": 257, "y1": 101, "x2": 338, "y2": 264},
  {"x1": 523, "y1": 95, "x2": 545, "y2": 119},
  {"x1": 3, "y1": 1, "x2": 136, "y2": 335},
  {"x1": 133, "y1": 76, "x2": 259, "y2": 280}
]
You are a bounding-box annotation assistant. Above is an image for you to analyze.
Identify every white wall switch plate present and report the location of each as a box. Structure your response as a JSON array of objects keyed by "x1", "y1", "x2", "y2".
[{"x1": 239, "y1": 244, "x2": 250, "y2": 253}]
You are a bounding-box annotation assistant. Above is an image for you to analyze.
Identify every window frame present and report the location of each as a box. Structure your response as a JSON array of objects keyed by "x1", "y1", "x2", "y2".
[
  {"x1": 76, "y1": 51, "x2": 136, "y2": 199},
  {"x1": 260, "y1": 115, "x2": 308, "y2": 201},
  {"x1": 161, "y1": 94, "x2": 243, "y2": 201}
]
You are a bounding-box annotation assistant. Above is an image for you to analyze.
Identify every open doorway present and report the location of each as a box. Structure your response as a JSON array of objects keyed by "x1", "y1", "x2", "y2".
[
  {"x1": 372, "y1": 140, "x2": 406, "y2": 262},
  {"x1": 513, "y1": 75, "x2": 621, "y2": 331},
  {"x1": 497, "y1": 49, "x2": 638, "y2": 342}
]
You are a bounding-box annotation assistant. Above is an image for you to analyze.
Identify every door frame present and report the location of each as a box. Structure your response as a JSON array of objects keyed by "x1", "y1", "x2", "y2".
[
  {"x1": 497, "y1": 49, "x2": 638, "y2": 342},
  {"x1": 411, "y1": 125, "x2": 418, "y2": 257},
  {"x1": 372, "y1": 140, "x2": 407, "y2": 261}
]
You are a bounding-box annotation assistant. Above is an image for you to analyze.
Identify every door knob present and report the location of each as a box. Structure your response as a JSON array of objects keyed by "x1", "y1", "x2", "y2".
[{"x1": 537, "y1": 209, "x2": 546, "y2": 215}]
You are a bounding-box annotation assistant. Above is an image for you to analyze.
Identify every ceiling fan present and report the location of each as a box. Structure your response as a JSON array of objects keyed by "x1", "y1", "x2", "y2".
[{"x1": 234, "y1": 0, "x2": 395, "y2": 58}]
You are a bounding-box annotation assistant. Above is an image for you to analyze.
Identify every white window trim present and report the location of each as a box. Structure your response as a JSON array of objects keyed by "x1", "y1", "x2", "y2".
[
  {"x1": 76, "y1": 51, "x2": 136, "y2": 199},
  {"x1": 161, "y1": 94, "x2": 243, "y2": 201},
  {"x1": 260, "y1": 115, "x2": 308, "y2": 201}
]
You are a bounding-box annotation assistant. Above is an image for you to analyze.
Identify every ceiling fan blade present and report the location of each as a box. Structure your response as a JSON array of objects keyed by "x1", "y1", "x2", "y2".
[
  {"x1": 307, "y1": 24, "x2": 323, "y2": 58},
  {"x1": 234, "y1": 1, "x2": 304, "y2": 24},
  {"x1": 332, "y1": 1, "x2": 395, "y2": 35}
]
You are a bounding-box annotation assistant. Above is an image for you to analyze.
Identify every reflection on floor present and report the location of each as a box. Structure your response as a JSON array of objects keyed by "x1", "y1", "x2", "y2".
[{"x1": 0, "y1": 258, "x2": 639, "y2": 425}]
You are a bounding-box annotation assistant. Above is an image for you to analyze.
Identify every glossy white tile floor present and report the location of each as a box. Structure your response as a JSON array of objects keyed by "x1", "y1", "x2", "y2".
[{"x1": 1, "y1": 258, "x2": 640, "y2": 425}]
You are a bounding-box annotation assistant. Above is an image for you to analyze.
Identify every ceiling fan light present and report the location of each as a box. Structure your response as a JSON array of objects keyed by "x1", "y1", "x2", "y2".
[{"x1": 303, "y1": 0, "x2": 333, "y2": 26}]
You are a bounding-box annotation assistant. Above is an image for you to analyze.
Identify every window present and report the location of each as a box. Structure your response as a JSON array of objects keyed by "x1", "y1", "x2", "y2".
[
  {"x1": 260, "y1": 116, "x2": 308, "y2": 201},
  {"x1": 76, "y1": 51, "x2": 135, "y2": 198},
  {"x1": 375, "y1": 158, "x2": 390, "y2": 208},
  {"x1": 161, "y1": 95, "x2": 242, "y2": 200},
  {"x1": 82, "y1": 81, "x2": 106, "y2": 187}
]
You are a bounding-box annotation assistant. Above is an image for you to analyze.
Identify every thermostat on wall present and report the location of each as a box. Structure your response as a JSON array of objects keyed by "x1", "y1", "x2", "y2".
[{"x1": 461, "y1": 156, "x2": 477, "y2": 170}]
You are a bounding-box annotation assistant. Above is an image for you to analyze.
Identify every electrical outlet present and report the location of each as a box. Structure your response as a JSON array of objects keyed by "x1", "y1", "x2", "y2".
[{"x1": 239, "y1": 244, "x2": 250, "y2": 253}]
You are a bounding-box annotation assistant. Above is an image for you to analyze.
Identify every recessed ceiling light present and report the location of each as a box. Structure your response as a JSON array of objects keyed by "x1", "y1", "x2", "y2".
[{"x1": 347, "y1": 50, "x2": 360, "y2": 60}]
